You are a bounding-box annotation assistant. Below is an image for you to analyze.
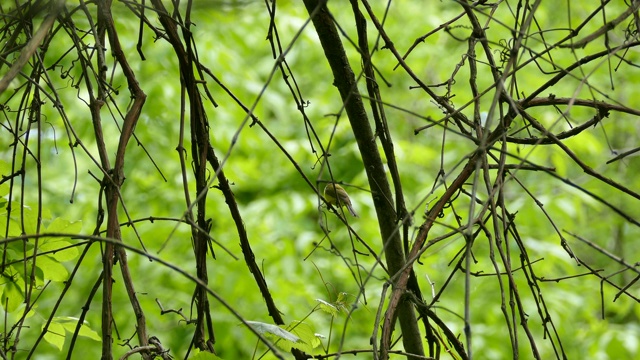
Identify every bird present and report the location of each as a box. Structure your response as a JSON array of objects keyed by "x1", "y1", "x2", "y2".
[{"x1": 323, "y1": 183, "x2": 358, "y2": 217}]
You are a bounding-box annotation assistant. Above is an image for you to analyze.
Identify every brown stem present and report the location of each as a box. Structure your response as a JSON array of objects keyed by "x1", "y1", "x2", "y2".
[
  {"x1": 301, "y1": 1, "x2": 424, "y2": 358},
  {"x1": 96, "y1": 1, "x2": 149, "y2": 358}
]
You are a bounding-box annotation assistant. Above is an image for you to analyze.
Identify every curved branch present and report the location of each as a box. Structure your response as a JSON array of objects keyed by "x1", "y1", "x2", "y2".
[{"x1": 97, "y1": 0, "x2": 149, "y2": 358}]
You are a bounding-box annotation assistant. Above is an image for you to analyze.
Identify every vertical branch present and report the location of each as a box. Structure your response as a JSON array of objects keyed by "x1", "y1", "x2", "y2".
[
  {"x1": 301, "y1": 1, "x2": 424, "y2": 358},
  {"x1": 149, "y1": 0, "x2": 216, "y2": 351},
  {"x1": 96, "y1": 1, "x2": 149, "y2": 358}
]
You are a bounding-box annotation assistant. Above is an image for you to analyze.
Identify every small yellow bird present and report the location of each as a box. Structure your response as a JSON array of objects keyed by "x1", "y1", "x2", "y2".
[{"x1": 324, "y1": 183, "x2": 358, "y2": 217}]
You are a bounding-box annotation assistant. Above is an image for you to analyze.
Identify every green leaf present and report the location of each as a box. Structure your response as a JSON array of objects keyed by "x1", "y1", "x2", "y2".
[
  {"x1": 0, "y1": 161, "x2": 9, "y2": 198},
  {"x1": 39, "y1": 239, "x2": 78, "y2": 262},
  {"x1": 36, "y1": 256, "x2": 68, "y2": 282},
  {"x1": 1, "y1": 280, "x2": 23, "y2": 313},
  {"x1": 45, "y1": 218, "x2": 82, "y2": 234},
  {"x1": 316, "y1": 298, "x2": 338, "y2": 316},
  {"x1": 339, "y1": 293, "x2": 354, "y2": 312},
  {"x1": 285, "y1": 321, "x2": 321, "y2": 352},
  {"x1": 254, "y1": 320, "x2": 322, "y2": 353},
  {"x1": 40, "y1": 218, "x2": 81, "y2": 261},
  {"x1": 42, "y1": 317, "x2": 101, "y2": 351},
  {"x1": 57, "y1": 316, "x2": 101, "y2": 341},
  {"x1": 76, "y1": 322, "x2": 101, "y2": 341},
  {"x1": 43, "y1": 321, "x2": 66, "y2": 351},
  {"x1": 0, "y1": 204, "x2": 25, "y2": 238},
  {"x1": 18, "y1": 205, "x2": 38, "y2": 235},
  {"x1": 246, "y1": 321, "x2": 299, "y2": 343}
]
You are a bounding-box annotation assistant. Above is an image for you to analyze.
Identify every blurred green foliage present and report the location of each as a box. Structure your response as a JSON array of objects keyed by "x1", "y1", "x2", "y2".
[{"x1": 1, "y1": 1, "x2": 640, "y2": 359}]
